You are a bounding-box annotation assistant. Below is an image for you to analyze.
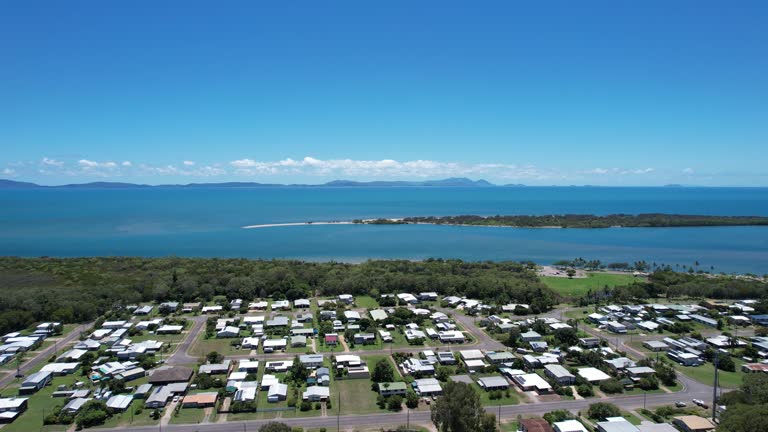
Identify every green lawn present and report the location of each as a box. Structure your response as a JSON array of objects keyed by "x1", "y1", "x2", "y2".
[
  {"x1": 2, "y1": 374, "x2": 84, "y2": 432},
  {"x1": 188, "y1": 331, "x2": 246, "y2": 357},
  {"x1": 97, "y1": 400, "x2": 160, "y2": 429},
  {"x1": 334, "y1": 378, "x2": 381, "y2": 415},
  {"x1": 170, "y1": 406, "x2": 207, "y2": 424},
  {"x1": 678, "y1": 360, "x2": 745, "y2": 388},
  {"x1": 477, "y1": 387, "x2": 519, "y2": 406},
  {"x1": 355, "y1": 296, "x2": 380, "y2": 309},
  {"x1": 541, "y1": 272, "x2": 639, "y2": 297},
  {"x1": 621, "y1": 411, "x2": 642, "y2": 425}
]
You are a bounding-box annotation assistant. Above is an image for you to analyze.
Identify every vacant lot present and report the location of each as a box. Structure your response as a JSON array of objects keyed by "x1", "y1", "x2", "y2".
[{"x1": 541, "y1": 272, "x2": 639, "y2": 297}]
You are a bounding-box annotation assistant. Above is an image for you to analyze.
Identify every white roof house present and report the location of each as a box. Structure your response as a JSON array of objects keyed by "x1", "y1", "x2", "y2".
[
  {"x1": 106, "y1": 394, "x2": 133, "y2": 411},
  {"x1": 217, "y1": 326, "x2": 240, "y2": 338},
  {"x1": 413, "y1": 378, "x2": 442, "y2": 395},
  {"x1": 554, "y1": 420, "x2": 589, "y2": 432},
  {"x1": 267, "y1": 383, "x2": 288, "y2": 402},
  {"x1": 302, "y1": 386, "x2": 330, "y2": 401},
  {"x1": 459, "y1": 350, "x2": 484, "y2": 361},
  {"x1": 369, "y1": 309, "x2": 388, "y2": 321},
  {"x1": 511, "y1": 373, "x2": 551, "y2": 392},
  {"x1": 263, "y1": 339, "x2": 287, "y2": 351},
  {"x1": 344, "y1": 311, "x2": 361, "y2": 321},
  {"x1": 577, "y1": 367, "x2": 611, "y2": 382}
]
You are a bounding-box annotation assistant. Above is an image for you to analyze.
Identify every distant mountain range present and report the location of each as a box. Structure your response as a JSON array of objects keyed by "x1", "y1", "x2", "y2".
[{"x1": 0, "y1": 177, "x2": 501, "y2": 189}]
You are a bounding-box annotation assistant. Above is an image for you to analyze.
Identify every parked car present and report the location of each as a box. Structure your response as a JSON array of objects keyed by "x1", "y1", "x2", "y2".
[
  {"x1": 675, "y1": 401, "x2": 687, "y2": 407},
  {"x1": 693, "y1": 399, "x2": 708, "y2": 408}
]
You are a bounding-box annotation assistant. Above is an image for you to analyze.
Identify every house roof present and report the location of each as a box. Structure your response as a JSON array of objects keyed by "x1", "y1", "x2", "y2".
[
  {"x1": 183, "y1": 392, "x2": 218, "y2": 405},
  {"x1": 520, "y1": 418, "x2": 555, "y2": 432},
  {"x1": 379, "y1": 382, "x2": 407, "y2": 391},
  {"x1": 577, "y1": 367, "x2": 610, "y2": 382},
  {"x1": 596, "y1": 419, "x2": 639, "y2": 432},
  {"x1": 478, "y1": 375, "x2": 510, "y2": 388},
  {"x1": 148, "y1": 366, "x2": 193, "y2": 384},
  {"x1": 673, "y1": 416, "x2": 715, "y2": 430}
]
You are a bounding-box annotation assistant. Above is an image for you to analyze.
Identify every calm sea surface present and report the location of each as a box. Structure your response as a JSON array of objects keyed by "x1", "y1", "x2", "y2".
[{"x1": 1, "y1": 187, "x2": 767, "y2": 274}]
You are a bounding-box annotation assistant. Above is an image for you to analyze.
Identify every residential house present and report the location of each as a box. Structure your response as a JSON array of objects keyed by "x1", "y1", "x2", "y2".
[
  {"x1": 544, "y1": 364, "x2": 575, "y2": 385},
  {"x1": 378, "y1": 382, "x2": 407, "y2": 396},
  {"x1": 303, "y1": 386, "x2": 330, "y2": 401}
]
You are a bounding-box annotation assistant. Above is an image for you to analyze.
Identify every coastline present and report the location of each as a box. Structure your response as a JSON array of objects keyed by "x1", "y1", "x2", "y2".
[
  {"x1": 242, "y1": 221, "x2": 354, "y2": 229},
  {"x1": 240, "y1": 220, "x2": 564, "y2": 229}
]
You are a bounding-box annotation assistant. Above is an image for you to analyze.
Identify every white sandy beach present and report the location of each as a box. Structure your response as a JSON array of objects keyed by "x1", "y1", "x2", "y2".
[{"x1": 242, "y1": 221, "x2": 354, "y2": 229}]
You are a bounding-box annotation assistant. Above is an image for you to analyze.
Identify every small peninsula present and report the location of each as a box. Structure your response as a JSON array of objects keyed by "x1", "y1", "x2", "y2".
[{"x1": 352, "y1": 214, "x2": 768, "y2": 228}]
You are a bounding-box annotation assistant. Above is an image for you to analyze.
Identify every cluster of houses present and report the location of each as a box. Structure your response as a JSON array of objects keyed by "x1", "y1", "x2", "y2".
[
  {"x1": 442, "y1": 296, "x2": 531, "y2": 316},
  {"x1": 517, "y1": 414, "x2": 716, "y2": 432},
  {"x1": 0, "y1": 322, "x2": 61, "y2": 365}
]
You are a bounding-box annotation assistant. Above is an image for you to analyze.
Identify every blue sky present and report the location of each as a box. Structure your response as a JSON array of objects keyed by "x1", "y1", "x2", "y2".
[{"x1": 1, "y1": 1, "x2": 766, "y2": 186}]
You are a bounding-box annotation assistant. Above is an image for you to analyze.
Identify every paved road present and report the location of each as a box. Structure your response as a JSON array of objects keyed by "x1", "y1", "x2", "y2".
[
  {"x1": 167, "y1": 315, "x2": 208, "y2": 365},
  {"x1": 0, "y1": 322, "x2": 92, "y2": 389},
  {"x1": 93, "y1": 381, "x2": 711, "y2": 432}
]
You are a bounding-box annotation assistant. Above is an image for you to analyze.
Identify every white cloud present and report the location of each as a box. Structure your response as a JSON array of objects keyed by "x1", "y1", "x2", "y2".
[
  {"x1": 588, "y1": 168, "x2": 611, "y2": 175},
  {"x1": 79, "y1": 159, "x2": 117, "y2": 168},
  {"x1": 682, "y1": 167, "x2": 694, "y2": 174},
  {"x1": 2, "y1": 168, "x2": 16, "y2": 176},
  {"x1": 231, "y1": 158, "x2": 259, "y2": 168},
  {"x1": 41, "y1": 157, "x2": 63, "y2": 166},
  {"x1": 227, "y1": 156, "x2": 558, "y2": 180},
  {"x1": 122, "y1": 161, "x2": 132, "y2": 167},
  {"x1": 183, "y1": 160, "x2": 195, "y2": 166},
  {"x1": 620, "y1": 168, "x2": 655, "y2": 175}
]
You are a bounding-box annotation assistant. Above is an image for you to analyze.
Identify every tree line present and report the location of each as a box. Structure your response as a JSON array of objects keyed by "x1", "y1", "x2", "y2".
[
  {"x1": 0, "y1": 257, "x2": 555, "y2": 335},
  {"x1": 358, "y1": 213, "x2": 768, "y2": 228}
]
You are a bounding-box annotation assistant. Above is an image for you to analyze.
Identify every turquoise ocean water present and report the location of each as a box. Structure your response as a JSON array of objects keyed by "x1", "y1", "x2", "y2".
[{"x1": 1, "y1": 187, "x2": 767, "y2": 274}]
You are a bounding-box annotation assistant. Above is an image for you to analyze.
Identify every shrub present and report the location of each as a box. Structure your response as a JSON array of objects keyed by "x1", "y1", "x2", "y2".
[
  {"x1": 387, "y1": 395, "x2": 403, "y2": 411},
  {"x1": 300, "y1": 400, "x2": 312, "y2": 411},
  {"x1": 577, "y1": 384, "x2": 594, "y2": 397},
  {"x1": 587, "y1": 402, "x2": 621, "y2": 420},
  {"x1": 599, "y1": 379, "x2": 624, "y2": 394}
]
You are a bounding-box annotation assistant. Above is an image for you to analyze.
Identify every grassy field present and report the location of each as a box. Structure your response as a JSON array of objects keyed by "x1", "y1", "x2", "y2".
[
  {"x1": 679, "y1": 359, "x2": 745, "y2": 389},
  {"x1": 355, "y1": 296, "x2": 380, "y2": 309},
  {"x1": 541, "y1": 272, "x2": 639, "y2": 297},
  {"x1": 334, "y1": 379, "x2": 381, "y2": 414},
  {"x1": 170, "y1": 406, "x2": 207, "y2": 424},
  {"x1": 188, "y1": 331, "x2": 245, "y2": 357},
  {"x1": 96, "y1": 400, "x2": 159, "y2": 429}
]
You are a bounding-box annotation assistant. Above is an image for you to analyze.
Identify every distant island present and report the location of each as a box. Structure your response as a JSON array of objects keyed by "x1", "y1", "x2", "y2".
[
  {"x1": 0, "y1": 177, "x2": 496, "y2": 189},
  {"x1": 352, "y1": 214, "x2": 768, "y2": 228}
]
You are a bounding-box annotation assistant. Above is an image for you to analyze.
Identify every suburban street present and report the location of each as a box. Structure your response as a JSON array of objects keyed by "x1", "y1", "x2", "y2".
[
  {"x1": 0, "y1": 322, "x2": 92, "y2": 389},
  {"x1": 135, "y1": 303, "x2": 721, "y2": 432}
]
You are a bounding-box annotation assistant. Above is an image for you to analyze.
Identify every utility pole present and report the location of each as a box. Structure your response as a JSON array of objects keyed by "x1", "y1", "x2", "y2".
[
  {"x1": 712, "y1": 351, "x2": 719, "y2": 421},
  {"x1": 643, "y1": 391, "x2": 647, "y2": 409},
  {"x1": 337, "y1": 388, "x2": 341, "y2": 432},
  {"x1": 498, "y1": 400, "x2": 502, "y2": 428}
]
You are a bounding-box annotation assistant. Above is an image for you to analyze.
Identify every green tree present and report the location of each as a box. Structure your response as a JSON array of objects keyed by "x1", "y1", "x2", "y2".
[
  {"x1": 405, "y1": 391, "x2": 419, "y2": 409},
  {"x1": 431, "y1": 381, "x2": 485, "y2": 432},
  {"x1": 479, "y1": 413, "x2": 498, "y2": 432},
  {"x1": 288, "y1": 355, "x2": 309, "y2": 384},
  {"x1": 387, "y1": 395, "x2": 403, "y2": 411},
  {"x1": 74, "y1": 400, "x2": 109, "y2": 428},
  {"x1": 372, "y1": 358, "x2": 395, "y2": 383},
  {"x1": 718, "y1": 403, "x2": 768, "y2": 432},
  {"x1": 718, "y1": 355, "x2": 736, "y2": 372},
  {"x1": 599, "y1": 379, "x2": 624, "y2": 394},
  {"x1": 543, "y1": 410, "x2": 574, "y2": 424},
  {"x1": 206, "y1": 351, "x2": 224, "y2": 364},
  {"x1": 258, "y1": 422, "x2": 292, "y2": 432},
  {"x1": 587, "y1": 402, "x2": 621, "y2": 420},
  {"x1": 742, "y1": 373, "x2": 768, "y2": 405}
]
